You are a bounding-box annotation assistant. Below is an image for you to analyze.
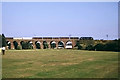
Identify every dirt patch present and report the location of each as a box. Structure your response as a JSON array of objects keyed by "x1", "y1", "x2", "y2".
[
  {"x1": 87, "y1": 58, "x2": 94, "y2": 61},
  {"x1": 61, "y1": 62, "x2": 79, "y2": 66}
]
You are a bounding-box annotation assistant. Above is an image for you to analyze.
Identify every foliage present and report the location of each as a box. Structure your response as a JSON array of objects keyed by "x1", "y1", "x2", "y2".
[
  {"x1": 35, "y1": 42, "x2": 41, "y2": 49},
  {"x1": 75, "y1": 40, "x2": 79, "y2": 47},
  {"x1": 21, "y1": 42, "x2": 33, "y2": 49},
  {"x1": 58, "y1": 41, "x2": 64, "y2": 45},
  {"x1": 6, "y1": 41, "x2": 11, "y2": 49},
  {"x1": 16, "y1": 46, "x2": 22, "y2": 50},
  {"x1": 43, "y1": 41, "x2": 48, "y2": 49},
  {"x1": 2, "y1": 34, "x2": 7, "y2": 47},
  {"x1": 0, "y1": 35, "x2": 2, "y2": 47},
  {"x1": 104, "y1": 41, "x2": 119, "y2": 51},
  {"x1": 78, "y1": 44, "x2": 82, "y2": 50},
  {"x1": 13, "y1": 41, "x2": 18, "y2": 49},
  {"x1": 75, "y1": 40, "x2": 82, "y2": 50},
  {"x1": 94, "y1": 43, "x2": 105, "y2": 51},
  {"x1": 50, "y1": 43, "x2": 56, "y2": 49},
  {"x1": 79, "y1": 40, "x2": 94, "y2": 46},
  {"x1": 94, "y1": 40, "x2": 119, "y2": 51},
  {"x1": 58, "y1": 41, "x2": 64, "y2": 48},
  {"x1": 20, "y1": 41, "x2": 24, "y2": 49},
  {"x1": 86, "y1": 45, "x2": 94, "y2": 50}
]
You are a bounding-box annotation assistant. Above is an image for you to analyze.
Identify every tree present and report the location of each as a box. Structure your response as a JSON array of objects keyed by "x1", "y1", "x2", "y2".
[
  {"x1": 6, "y1": 41, "x2": 11, "y2": 49},
  {"x1": 50, "y1": 41, "x2": 56, "y2": 49},
  {"x1": 13, "y1": 41, "x2": 18, "y2": 49},
  {"x1": 86, "y1": 45, "x2": 94, "y2": 51},
  {"x1": 78, "y1": 44, "x2": 82, "y2": 50},
  {"x1": 20, "y1": 41, "x2": 24, "y2": 49},
  {"x1": 1, "y1": 34, "x2": 7, "y2": 55},
  {"x1": 75, "y1": 40, "x2": 80, "y2": 47},
  {"x1": 118, "y1": 39, "x2": 120, "y2": 51},
  {"x1": 0, "y1": 35, "x2": 2, "y2": 48},
  {"x1": 43, "y1": 41, "x2": 48, "y2": 49},
  {"x1": 2, "y1": 34, "x2": 7, "y2": 47},
  {"x1": 58, "y1": 41, "x2": 64, "y2": 48},
  {"x1": 75, "y1": 40, "x2": 82, "y2": 50},
  {"x1": 104, "y1": 41, "x2": 119, "y2": 51},
  {"x1": 94, "y1": 43, "x2": 105, "y2": 51},
  {"x1": 35, "y1": 41, "x2": 41, "y2": 49},
  {"x1": 28, "y1": 42, "x2": 33, "y2": 49},
  {"x1": 21, "y1": 42, "x2": 33, "y2": 49}
]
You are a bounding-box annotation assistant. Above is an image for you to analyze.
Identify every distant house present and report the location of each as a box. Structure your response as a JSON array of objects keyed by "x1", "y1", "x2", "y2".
[{"x1": 80, "y1": 37, "x2": 93, "y2": 40}]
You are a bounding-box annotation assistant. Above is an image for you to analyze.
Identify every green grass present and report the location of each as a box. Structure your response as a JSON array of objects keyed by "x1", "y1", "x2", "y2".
[{"x1": 2, "y1": 49, "x2": 118, "y2": 78}]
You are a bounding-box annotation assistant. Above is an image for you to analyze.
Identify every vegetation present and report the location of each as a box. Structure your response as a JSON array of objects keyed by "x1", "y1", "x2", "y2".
[
  {"x1": 58, "y1": 41, "x2": 64, "y2": 48},
  {"x1": 17, "y1": 45, "x2": 22, "y2": 50},
  {"x1": 21, "y1": 41, "x2": 33, "y2": 49},
  {"x1": 0, "y1": 34, "x2": 7, "y2": 55},
  {"x1": 6, "y1": 41, "x2": 11, "y2": 49},
  {"x1": 76, "y1": 39, "x2": 120, "y2": 51},
  {"x1": 3, "y1": 34, "x2": 120, "y2": 51},
  {"x1": 85, "y1": 45, "x2": 94, "y2": 50},
  {"x1": 50, "y1": 41, "x2": 56, "y2": 49},
  {"x1": 103, "y1": 40, "x2": 119, "y2": 51},
  {"x1": 0, "y1": 34, "x2": 2, "y2": 47},
  {"x1": 13, "y1": 41, "x2": 18, "y2": 49},
  {"x1": 35, "y1": 41, "x2": 41, "y2": 49},
  {"x1": 2, "y1": 34, "x2": 7, "y2": 47},
  {"x1": 94, "y1": 43, "x2": 105, "y2": 51},
  {"x1": 2, "y1": 50, "x2": 118, "y2": 78},
  {"x1": 75, "y1": 41, "x2": 82, "y2": 50},
  {"x1": 43, "y1": 41, "x2": 49, "y2": 49}
]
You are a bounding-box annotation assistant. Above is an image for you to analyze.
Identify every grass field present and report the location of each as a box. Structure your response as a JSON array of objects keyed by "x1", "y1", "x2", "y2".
[{"x1": 2, "y1": 49, "x2": 118, "y2": 78}]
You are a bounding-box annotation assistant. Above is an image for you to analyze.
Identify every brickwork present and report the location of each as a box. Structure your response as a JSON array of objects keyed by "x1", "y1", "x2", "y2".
[{"x1": 6, "y1": 37, "x2": 79, "y2": 49}]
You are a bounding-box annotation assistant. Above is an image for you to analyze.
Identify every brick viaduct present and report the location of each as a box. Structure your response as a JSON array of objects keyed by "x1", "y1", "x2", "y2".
[{"x1": 6, "y1": 37, "x2": 79, "y2": 49}]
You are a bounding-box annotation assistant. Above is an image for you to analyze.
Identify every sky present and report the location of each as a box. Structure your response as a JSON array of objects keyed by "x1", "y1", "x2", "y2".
[{"x1": 2, "y1": 2, "x2": 118, "y2": 40}]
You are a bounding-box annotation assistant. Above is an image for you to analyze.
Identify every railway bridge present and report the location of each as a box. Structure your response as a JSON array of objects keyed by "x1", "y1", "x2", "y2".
[{"x1": 6, "y1": 37, "x2": 79, "y2": 49}]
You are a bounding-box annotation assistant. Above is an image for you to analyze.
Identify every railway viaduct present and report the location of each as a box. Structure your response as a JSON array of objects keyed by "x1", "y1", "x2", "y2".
[{"x1": 6, "y1": 37, "x2": 79, "y2": 49}]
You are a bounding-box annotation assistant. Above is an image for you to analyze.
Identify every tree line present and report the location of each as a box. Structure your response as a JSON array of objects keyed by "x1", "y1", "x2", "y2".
[{"x1": 75, "y1": 39, "x2": 120, "y2": 51}]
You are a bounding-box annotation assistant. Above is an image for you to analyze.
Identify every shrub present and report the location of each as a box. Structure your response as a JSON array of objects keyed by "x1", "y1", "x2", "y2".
[
  {"x1": 43, "y1": 41, "x2": 49, "y2": 49},
  {"x1": 75, "y1": 40, "x2": 82, "y2": 50},
  {"x1": 17, "y1": 46, "x2": 22, "y2": 50},
  {"x1": 94, "y1": 43, "x2": 105, "y2": 51},
  {"x1": 51, "y1": 43, "x2": 56, "y2": 49},
  {"x1": 78, "y1": 44, "x2": 82, "y2": 50},
  {"x1": 21, "y1": 42, "x2": 33, "y2": 49},
  {"x1": 86, "y1": 45, "x2": 94, "y2": 50},
  {"x1": 104, "y1": 41, "x2": 119, "y2": 51},
  {"x1": 13, "y1": 41, "x2": 18, "y2": 49},
  {"x1": 36, "y1": 43, "x2": 41, "y2": 49}
]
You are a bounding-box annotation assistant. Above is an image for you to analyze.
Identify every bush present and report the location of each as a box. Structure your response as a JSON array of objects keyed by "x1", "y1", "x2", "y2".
[
  {"x1": 86, "y1": 45, "x2": 94, "y2": 50},
  {"x1": 21, "y1": 42, "x2": 33, "y2": 49},
  {"x1": 13, "y1": 41, "x2": 18, "y2": 49},
  {"x1": 51, "y1": 43, "x2": 56, "y2": 49},
  {"x1": 2, "y1": 34, "x2": 7, "y2": 47},
  {"x1": 43, "y1": 41, "x2": 49, "y2": 49},
  {"x1": 75, "y1": 40, "x2": 82, "y2": 50},
  {"x1": 7, "y1": 42, "x2": 11, "y2": 49},
  {"x1": 17, "y1": 46, "x2": 22, "y2": 50},
  {"x1": 36, "y1": 43, "x2": 41, "y2": 49},
  {"x1": 78, "y1": 44, "x2": 82, "y2": 50},
  {"x1": 94, "y1": 43, "x2": 105, "y2": 51},
  {"x1": 43, "y1": 43, "x2": 49, "y2": 49},
  {"x1": 104, "y1": 41, "x2": 119, "y2": 51}
]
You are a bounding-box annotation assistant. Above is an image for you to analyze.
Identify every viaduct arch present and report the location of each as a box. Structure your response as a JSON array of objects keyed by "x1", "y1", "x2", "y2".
[{"x1": 6, "y1": 37, "x2": 79, "y2": 49}]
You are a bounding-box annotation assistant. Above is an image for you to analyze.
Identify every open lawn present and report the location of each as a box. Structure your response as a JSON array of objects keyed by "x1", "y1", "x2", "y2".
[{"x1": 2, "y1": 49, "x2": 118, "y2": 78}]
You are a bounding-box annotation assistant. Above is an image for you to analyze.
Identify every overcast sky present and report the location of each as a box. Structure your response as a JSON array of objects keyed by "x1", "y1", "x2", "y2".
[{"x1": 2, "y1": 2, "x2": 118, "y2": 40}]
